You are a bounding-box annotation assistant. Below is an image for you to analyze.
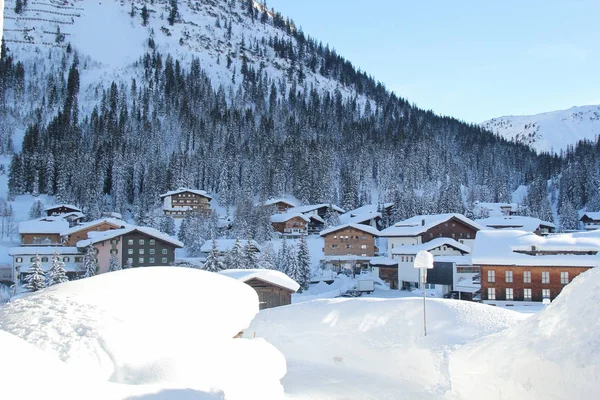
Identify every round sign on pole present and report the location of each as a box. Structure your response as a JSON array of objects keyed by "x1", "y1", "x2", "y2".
[{"x1": 414, "y1": 250, "x2": 434, "y2": 270}]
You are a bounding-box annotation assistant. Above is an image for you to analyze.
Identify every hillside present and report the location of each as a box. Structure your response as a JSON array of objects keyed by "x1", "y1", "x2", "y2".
[{"x1": 481, "y1": 104, "x2": 600, "y2": 154}]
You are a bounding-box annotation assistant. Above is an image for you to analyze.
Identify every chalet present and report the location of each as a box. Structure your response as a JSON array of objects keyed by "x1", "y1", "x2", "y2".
[
  {"x1": 77, "y1": 226, "x2": 184, "y2": 273},
  {"x1": 380, "y1": 213, "x2": 484, "y2": 256},
  {"x1": 476, "y1": 216, "x2": 555, "y2": 236},
  {"x1": 218, "y1": 269, "x2": 300, "y2": 309},
  {"x1": 9, "y1": 247, "x2": 85, "y2": 284},
  {"x1": 19, "y1": 218, "x2": 69, "y2": 246},
  {"x1": 160, "y1": 188, "x2": 212, "y2": 218},
  {"x1": 473, "y1": 230, "x2": 600, "y2": 303},
  {"x1": 338, "y1": 203, "x2": 394, "y2": 229},
  {"x1": 320, "y1": 223, "x2": 380, "y2": 274},
  {"x1": 473, "y1": 201, "x2": 519, "y2": 218},
  {"x1": 45, "y1": 204, "x2": 82, "y2": 217},
  {"x1": 580, "y1": 212, "x2": 600, "y2": 230},
  {"x1": 61, "y1": 218, "x2": 127, "y2": 246},
  {"x1": 58, "y1": 211, "x2": 85, "y2": 227},
  {"x1": 261, "y1": 198, "x2": 298, "y2": 214},
  {"x1": 391, "y1": 238, "x2": 471, "y2": 290},
  {"x1": 270, "y1": 212, "x2": 309, "y2": 236},
  {"x1": 288, "y1": 204, "x2": 345, "y2": 234}
]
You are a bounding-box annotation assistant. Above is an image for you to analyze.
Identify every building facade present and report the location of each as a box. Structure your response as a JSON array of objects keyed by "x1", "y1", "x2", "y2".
[{"x1": 160, "y1": 188, "x2": 212, "y2": 218}]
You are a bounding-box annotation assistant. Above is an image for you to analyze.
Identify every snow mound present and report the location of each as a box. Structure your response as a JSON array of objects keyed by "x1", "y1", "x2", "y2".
[
  {"x1": 245, "y1": 297, "x2": 527, "y2": 396},
  {"x1": 451, "y1": 268, "x2": 600, "y2": 399},
  {"x1": 0, "y1": 268, "x2": 286, "y2": 399}
]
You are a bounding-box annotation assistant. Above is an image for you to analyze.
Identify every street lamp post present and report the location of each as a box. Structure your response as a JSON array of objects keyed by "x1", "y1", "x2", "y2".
[{"x1": 414, "y1": 250, "x2": 434, "y2": 337}]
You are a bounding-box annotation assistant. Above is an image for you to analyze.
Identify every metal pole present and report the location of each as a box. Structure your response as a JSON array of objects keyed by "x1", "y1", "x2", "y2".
[{"x1": 423, "y1": 278, "x2": 427, "y2": 336}]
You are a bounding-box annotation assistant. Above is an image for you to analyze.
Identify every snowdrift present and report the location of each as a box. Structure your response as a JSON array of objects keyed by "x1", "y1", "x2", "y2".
[
  {"x1": 0, "y1": 268, "x2": 286, "y2": 399},
  {"x1": 245, "y1": 297, "x2": 527, "y2": 397},
  {"x1": 451, "y1": 267, "x2": 600, "y2": 399}
]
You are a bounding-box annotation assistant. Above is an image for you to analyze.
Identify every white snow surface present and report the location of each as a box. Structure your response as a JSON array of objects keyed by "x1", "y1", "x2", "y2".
[
  {"x1": 381, "y1": 213, "x2": 485, "y2": 237},
  {"x1": 476, "y1": 215, "x2": 555, "y2": 231},
  {"x1": 219, "y1": 268, "x2": 300, "y2": 292},
  {"x1": 451, "y1": 267, "x2": 600, "y2": 399},
  {"x1": 482, "y1": 104, "x2": 600, "y2": 154},
  {"x1": 245, "y1": 297, "x2": 528, "y2": 399},
  {"x1": 0, "y1": 268, "x2": 286, "y2": 399}
]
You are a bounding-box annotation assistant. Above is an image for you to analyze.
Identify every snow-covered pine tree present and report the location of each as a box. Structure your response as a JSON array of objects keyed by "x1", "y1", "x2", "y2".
[
  {"x1": 25, "y1": 254, "x2": 46, "y2": 292},
  {"x1": 83, "y1": 244, "x2": 98, "y2": 277},
  {"x1": 285, "y1": 246, "x2": 299, "y2": 281},
  {"x1": 277, "y1": 236, "x2": 289, "y2": 273},
  {"x1": 243, "y1": 240, "x2": 258, "y2": 269},
  {"x1": 224, "y1": 238, "x2": 244, "y2": 269},
  {"x1": 109, "y1": 253, "x2": 122, "y2": 272},
  {"x1": 159, "y1": 215, "x2": 176, "y2": 236},
  {"x1": 28, "y1": 199, "x2": 44, "y2": 219},
  {"x1": 203, "y1": 238, "x2": 225, "y2": 272},
  {"x1": 296, "y1": 235, "x2": 311, "y2": 291},
  {"x1": 257, "y1": 242, "x2": 276, "y2": 270},
  {"x1": 47, "y1": 249, "x2": 69, "y2": 286}
]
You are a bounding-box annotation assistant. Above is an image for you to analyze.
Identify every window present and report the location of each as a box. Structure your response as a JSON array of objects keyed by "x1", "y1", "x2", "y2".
[
  {"x1": 75, "y1": 257, "x2": 83, "y2": 263},
  {"x1": 16, "y1": 257, "x2": 23, "y2": 263},
  {"x1": 128, "y1": 239, "x2": 133, "y2": 245},
  {"x1": 401, "y1": 256, "x2": 405, "y2": 262},
  {"x1": 361, "y1": 254, "x2": 367, "y2": 257},
  {"x1": 150, "y1": 249, "x2": 155, "y2": 255},
  {"x1": 466, "y1": 233, "x2": 471, "y2": 239},
  {"x1": 41, "y1": 257, "x2": 48, "y2": 263},
  {"x1": 542, "y1": 288, "x2": 550, "y2": 299},
  {"x1": 346, "y1": 244, "x2": 352, "y2": 249},
  {"x1": 110, "y1": 249, "x2": 118, "y2": 255},
  {"x1": 560, "y1": 272, "x2": 569, "y2": 284},
  {"x1": 333, "y1": 235, "x2": 337, "y2": 239},
  {"x1": 149, "y1": 257, "x2": 155, "y2": 264},
  {"x1": 542, "y1": 271, "x2": 550, "y2": 284},
  {"x1": 127, "y1": 258, "x2": 133, "y2": 265},
  {"x1": 63, "y1": 257, "x2": 70, "y2": 262},
  {"x1": 139, "y1": 239, "x2": 145, "y2": 245},
  {"x1": 506, "y1": 288, "x2": 514, "y2": 300},
  {"x1": 505, "y1": 270, "x2": 513, "y2": 283},
  {"x1": 149, "y1": 239, "x2": 155, "y2": 245},
  {"x1": 128, "y1": 249, "x2": 133, "y2": 255},
  {"x1": 488, "y1": 288, "x2": 496, "y2": 300},
  {"x1": 410, "y1": 257, "x2": 414, "y2": 262},
  {"x1": 362, "y1": 235, "x2": 366, "y2": 240},
  {"x1": 331, "y1": 244, "x2": 337, "y2": 249},
  {"x1": 162, "y1": 249, "x2": 168, "y2": 255},
  {"x1": 523, "y1": 288, "x2": 532, "y2": 301},
  {"x1": 162, "y1": 257, "x2": 168, "y2": 264},
  {"x1": 139, "y1": 249, "x2": 145, "y2": 255},
  {"x1": 30, "y1": 257, "x2": 35, "y2": 262},
  {"x1": 523, "y1": 271, "x2": 531, "y2": 284},
  {"x1": 139, "y1": 257, "x2": 144, "y2": 264},
  {"x1": 360, "y1": 244, "x2": 367, "y2": 250},
  {"x1": 487, "y1": 270, "x2": 495, "y2": 283}
]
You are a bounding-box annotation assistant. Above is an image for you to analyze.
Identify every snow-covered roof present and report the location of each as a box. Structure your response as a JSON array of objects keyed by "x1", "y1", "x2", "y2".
[
  {"x1": 76, "y1": 226, "x2": 184, "y2": 248},
  {"x1": 581, "y1": 212, "x2": 600, "y2": 221},
  {"x1": 369, "y1": 257, "x2": 398, "y2": 267},
  {"x1": 321, "y1": 255, "x2": 375, "y2": 262},
  {"x1": 270, "y1": 212, "x2": 310, "y2": 223},
  {"x1": 159, "y1": 188, "x2": 212, "y2": 199},
  {"x1": 199, "y1": 239, "x2": 262, "y2": 254},
  {"x1": 380, "y1": 213, "x2": 485, "y2": 237},
  {"x1": 289, "y1": 203, "x2": 345, "y2": 214},
  {"x1": 338, "y1": 203, "x2": 392, "y2": 225},
  {"x1": 476, "y1": 216, "x2": 555, "y2": 231},
  {"x1": 60, "y1": 218, "x2": 128, "y2": 236},
  {"x1": 262, "y1": 198, "x2": 297, "y2": 207},
  {"x1": 9, "y1": 247, "x2": 82, "y2": 256},
  {"x1": 19, "y1": 218, "x2": 70, "y2": 235},
  {"x1": 473, "y1": 202, "x2": 518, "y2": 217},
  {"x1": 391, "y1": 238, "x2": 471, "y2": 255},
  {"x1": 218, "y1": 269, "x2": 300, "y2": 292},
  {"x1": 44, "y1": 204, "x2": 82, "y2": 212},
  {"x1": 472, "y1": 230, "x2": 600, "y2": 267},
  {"x1": 434, "y1": 255, "x2": 473, "y2": 265},
  {"x1": 61, "y1": 211, "x2": 85, "y2": 219},
  {"x1": 320, "y1": 223, "x2": 380, "y2": 237}
]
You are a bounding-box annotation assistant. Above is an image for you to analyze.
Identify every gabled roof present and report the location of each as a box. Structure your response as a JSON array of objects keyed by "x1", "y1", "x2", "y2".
[
  {"x1": 270, "y1": 212, "x2": 310, "y2": 223},
  {"x1": 159, "y1": 188, "x2": 213, "y2": 199},
  {"x1": 472, "y1": 230, "x2": 600, "y2": 267},
  {"x1": 380, "y1": 213, "x2": 485, "y2": 237},
  {"x1": 581, "y1": 212, "x2": 600, "y2": 221},
  {"x1": 218, "y1": 269, "x2": 300, "y2": 292},
  {"x1": 19, "y1": 218, "x2": 70, "y2": 235},
  {"x1": 339, "y1": 204, "x2": 390, "y2": 225},
  {"x1": 391, "y1": 237, "x2": 471, "y2": 255},
  {"x1": 262, "y1": 198, "x2": 297, "y2": 207},
  {"x1": 320, "y1": 223, "x2": 380, "y2": 237},
  {"x1": 369, "y1": 257, "x2": 399, "y2": 267},
  {"x1": 60, "y1": 218, "x2": 128, "y2": 236},
  {"x1": 199, "y1": 239, "x2": 262, "y2": 254},
  {"x1": 44, "y1": 204, "x2": 82, "y2": 212},
  {"x1": 76, "y1": 226, "x2": 184, "y2": 248},
  {"x1": 475, "y1": 216, "x2": 555, "y2": 231},
  {"x1": 289, "y1": 203, "x2": 345, "y2": 214}
]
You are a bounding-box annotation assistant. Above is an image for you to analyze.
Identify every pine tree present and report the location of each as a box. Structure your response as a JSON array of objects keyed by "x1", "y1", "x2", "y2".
[
  {"x1": 203, "y1": 238, "x2": 225, "y2": 272},
  {"x1": 258, "y1": 242, "x2": 276, "y2": 270},
  {"x1": 83, "y1": 244, "x2": 98, "y2": 277},
  {"x1": 28, "y1": 199, "x2": 44, "y2": 219},
  {"x1": 47, "y1": 249, "x2": 69, "y2": 286},
  {"x1": 296, "y1": 235, "x2": 311, "y2": 291},
  {"x1": 224, "y1": 238, "x2": 244, "y2": 269},
  {"x1": 243, "y1": 241, "x2": 258, "y2": 269},
  {"x1": 109, "y1": 253, "x2": 122, "y2": 272},
  {"x1": 168, "y1": 0, "x2": 178, "y2": 26},
  {"x1": 277, "y1": 236, "x2": 290, "y2": 273},
  {"x1": 159, "y1": 215, "x2": 176, "y2": 236},
  {"x1": 141, "y1": 4, "x2": 149, "y2": 26},
  {"x1": 25, "y1": 254, "x2": 46, "y2": 292}
]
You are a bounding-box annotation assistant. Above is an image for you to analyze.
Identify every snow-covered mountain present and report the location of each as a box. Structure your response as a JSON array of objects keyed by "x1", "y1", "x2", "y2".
[{"x1": 481, "y1": 105, "x2": 600, "y2": 154}]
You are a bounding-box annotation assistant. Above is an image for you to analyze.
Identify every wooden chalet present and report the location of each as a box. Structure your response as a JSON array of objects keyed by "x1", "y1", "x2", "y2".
[
  {"x1": 160, "y1": 188, "x2": 212, "y2": 218},
  {"x1": 219, "y1": 269, "x2": 300, "y2": 309}
]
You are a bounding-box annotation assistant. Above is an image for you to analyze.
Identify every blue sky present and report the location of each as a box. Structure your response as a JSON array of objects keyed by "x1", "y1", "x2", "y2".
[{"x1": 266, "y1": 0, "x2": 599, "y2": 123}]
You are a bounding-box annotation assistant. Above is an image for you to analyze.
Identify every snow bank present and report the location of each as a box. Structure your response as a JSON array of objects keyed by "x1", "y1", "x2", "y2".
[
  {"x1": 451, "y1": 267, "x2": 600, "y2": 399},
  {"x1": 0, "y1": 268, "x2": 286, "y2": 399},
  {"x1": 245, "y1": 297, "x2": 527, "y2": 396}
]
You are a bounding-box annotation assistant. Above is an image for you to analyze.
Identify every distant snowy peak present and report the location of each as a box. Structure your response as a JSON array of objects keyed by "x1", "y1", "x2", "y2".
[{"x1": 481, "y1": 105, "x2": 600, "y2": 154}]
